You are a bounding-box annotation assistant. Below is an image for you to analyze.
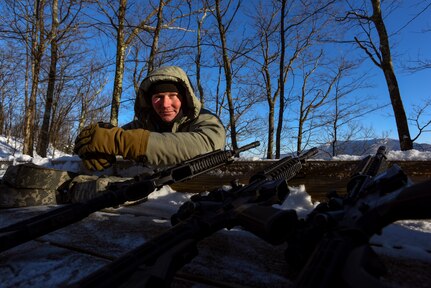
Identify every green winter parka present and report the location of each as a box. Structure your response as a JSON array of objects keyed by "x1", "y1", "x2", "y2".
[{"x1": 122, "y1": 66, "x2": 226, "y2": 167}]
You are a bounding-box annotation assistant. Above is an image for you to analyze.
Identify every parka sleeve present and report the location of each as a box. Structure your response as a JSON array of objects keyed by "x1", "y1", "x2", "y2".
[{"x1": 145, "y1": 113, "x2": 226, "y2": 166}]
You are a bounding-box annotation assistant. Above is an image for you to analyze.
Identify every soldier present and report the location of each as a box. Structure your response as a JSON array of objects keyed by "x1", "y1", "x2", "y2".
[
  {"x1": 74, "y1": 65, "x2": 226, "y2": 170},
  {"x1": 0, "y1": 66, "x2": 226, "y2": 208}
]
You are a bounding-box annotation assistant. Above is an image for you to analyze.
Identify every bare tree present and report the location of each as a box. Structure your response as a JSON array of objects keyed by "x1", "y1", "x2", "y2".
[
  {"x1": 251, "y1": 0, "x2": 334, "y2": 157},
  {"x1": 76, "y1": 62, "x2": 110, "y2": 132},
  {"x1": 40, "y1": 44, "x2": 109, "y2": 153},
  {"x1": 0, "y1": 1, "x2": 215, "y2": 155},
  {"x1": 109, "y1": 0, "x2": 127, "y2": 126},
  {"x1": 36, "y1": 0, "x2": 59, "y2": 157},
  {"x1": 276, "y1": 0, "x2": 286, "y2": 158},
  {"x1": 0, "y1": 47, "x2": 18, "y2": 135},
  {"x1": 21, "y1": 0, "x2": 48, "y2": 156},
  {"x1": 403, "y1": 2, "x2": 431, "y2": 72},
  {"x1": 0, "y1": 42, "x2": 24, "y2": 141},
  {"x1": 276, "y1": 0, "x2": 336, "y2": 157},
  {"x1": 147, "y1": 0, "x2": 166, "y2": 74},
  {"x1": 93, "y1": 0, "x2": 204, "y2": 126},
  {"x1": 1, "y1": 0, "x2": 49, "y2": 156},
  {"x1": 322, "y1": 60, "x2": 386, "y2": 156},
  {"x1": 295, "y1": 51, "x2": 342, "y2": 153},
  {"x1": 252, "y1": 1, "x2": 280, "y2": 158},
  {"x1": 93, "y1": 0, "x2": 160, "y2": 126},
  {"x1": 195, "y1": 9, "x2": 208, "y2": 106},
  {"x1": 214, "y1": 65, "x2": 223, "y2": 116},
  {"x1": 340, "y1": 0, "x2": 413, "y2": 150},
  {"x1": 409, "y1": 99, "x2": 431, "y2": 143},
  {"x1": 213, "y1": 0, "x2": 240, "y2": 150},
  {"x1": 130, "y1": 45, "x2": 147, "y2": 95}
]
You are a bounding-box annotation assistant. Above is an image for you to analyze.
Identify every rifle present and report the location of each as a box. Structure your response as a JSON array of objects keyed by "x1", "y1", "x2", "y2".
[
  {"x1": 69, "y1": 147, "x2": 319, "y2": 288},
  {"x1": 286, "y1": 146, "x2": 431, "y2": 287},
  {"x1": 0, "y1": 141, "x2": 259, "y2": 253}
]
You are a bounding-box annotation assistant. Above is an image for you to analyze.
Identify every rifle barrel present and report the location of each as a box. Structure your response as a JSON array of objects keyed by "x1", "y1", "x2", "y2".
[{"x1": 234, "y1": 141, "x2": 260, "y2": 155}]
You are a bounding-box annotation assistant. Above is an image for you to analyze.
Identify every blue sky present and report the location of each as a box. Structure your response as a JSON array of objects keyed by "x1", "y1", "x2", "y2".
[{"x1": 115, "y1": 1, "x2": 431, "y2": 146}]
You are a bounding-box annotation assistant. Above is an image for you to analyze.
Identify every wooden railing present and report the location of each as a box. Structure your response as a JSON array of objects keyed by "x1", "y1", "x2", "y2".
[
  {"x1": 1, "y1": 159, "x2": 430, "y2": 201},
  {"x1": 168, "y1": 160, "x2": 431, "y2": 201}
]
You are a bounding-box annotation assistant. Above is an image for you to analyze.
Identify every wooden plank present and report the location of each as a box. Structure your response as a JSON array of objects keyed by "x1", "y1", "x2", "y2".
[
  {"x1": 1, "y1": 206, "x2": 430, "y2": 288},
  {"x1": 1, "y1": 241, "x2": 109, "y2": 288},
  {"x1": 0, "y1": 203, "x2": 290, "y2": 287},
  {"x1": 170, "y1": 160, "x2": 431, "y2": 201}
]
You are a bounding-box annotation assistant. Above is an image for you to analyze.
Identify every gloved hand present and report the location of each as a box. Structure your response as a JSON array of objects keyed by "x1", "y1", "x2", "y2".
[
  {"x1": 74, "y1": 123, "x2": 150, "y2": 170},
  {"x1": 82, "y1": 157, "x2": 115, "y2": 171}
]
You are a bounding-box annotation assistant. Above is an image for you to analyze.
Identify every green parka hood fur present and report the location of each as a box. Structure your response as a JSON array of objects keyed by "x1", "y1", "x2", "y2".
[{"x1": 134, "y1": 66, "x2": 201, "y2": 122}]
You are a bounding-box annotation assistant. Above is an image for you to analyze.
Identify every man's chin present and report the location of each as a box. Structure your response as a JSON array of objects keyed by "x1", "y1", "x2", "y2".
[{"x1": 160, "y1": 115, "x2": 175, "y2": 122}]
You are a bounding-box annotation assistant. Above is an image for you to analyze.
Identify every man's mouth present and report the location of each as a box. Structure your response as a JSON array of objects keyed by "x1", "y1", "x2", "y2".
[{"x1": 161, "y1": 111, "x2": 174, "y2": 115}]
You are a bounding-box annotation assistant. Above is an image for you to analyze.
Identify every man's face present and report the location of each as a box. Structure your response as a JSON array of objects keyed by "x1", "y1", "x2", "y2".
[{"x1": 151, "y1": 92, "x2": 182, "y2": 123}]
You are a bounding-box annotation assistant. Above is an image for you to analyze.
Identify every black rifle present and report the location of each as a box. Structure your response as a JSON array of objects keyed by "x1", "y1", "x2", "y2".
[
  {"x1": 69, "y1": 147, "x2": 319, "y2": 288},
  {"x1": 286, "y1": 146, "x2": 431, "y2": 287},
  {"x1": 0, "y1": 142, "x2": 259, "y2": 253}
]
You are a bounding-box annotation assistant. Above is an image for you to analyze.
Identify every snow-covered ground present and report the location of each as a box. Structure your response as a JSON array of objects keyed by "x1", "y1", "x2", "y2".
[{"x1": 1, "y1": 135, "x2": 430, "y2": 264}]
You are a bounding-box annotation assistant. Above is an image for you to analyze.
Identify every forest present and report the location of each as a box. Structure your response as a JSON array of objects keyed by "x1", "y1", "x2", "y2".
[{"x1": 0, "y1": 0, "x2": 430, "y2": 159}]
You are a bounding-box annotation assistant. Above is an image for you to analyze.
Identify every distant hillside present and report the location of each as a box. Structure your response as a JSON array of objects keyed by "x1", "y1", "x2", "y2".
[{"x1": 318, "y1": 138, "x2": 431, "y2": 158}]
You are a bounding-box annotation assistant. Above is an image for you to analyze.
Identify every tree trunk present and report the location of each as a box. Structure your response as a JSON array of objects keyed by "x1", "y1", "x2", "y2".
[
  {"x1": 147, "y1": 0, "x2": 165, "y2": 74},
  {"x1": 37, "y1": 0, "x2": 58, "y2": 157},
  {"x1": 109, "y1": 0, "x2": 127, "y2": 126},
  {"x1": 78, "y1": 93, "x2": 87, "y2": 133},
  {"x1": 0, "y1": 105, "x2": 4, "y2": 135},
  {"x1": 332, "y1": 92, "x2": 339, "y2": 156},
  {"x1": 371, "y1": 0, "x2": 413, "y2": 150},
  {"x1": 276, "y1": 0, "x2": 286, "y2": 158},
  {"x1": 215, "y1": 0, "x2": 238, "y2": 150},
  {"x1": 23, "y1": 0, "x2": 45, "y2": 156},
  {"x1": 267, "y1": 104, "x2": 275, "y2": 158},
  {"x1": 196, "y1": 12, "x2": 207, "y2": 107},
  {"x1": 264, "y1": 60, "x2": 275, "y2": 159}
]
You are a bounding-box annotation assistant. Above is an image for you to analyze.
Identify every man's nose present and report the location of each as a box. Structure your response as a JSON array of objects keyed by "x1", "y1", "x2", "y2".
[{"x1": 161, "y1": 96, "x2": 171, "y2": 107}]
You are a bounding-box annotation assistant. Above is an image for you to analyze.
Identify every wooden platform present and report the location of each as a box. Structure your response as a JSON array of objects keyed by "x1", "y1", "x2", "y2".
[
  {"x1": 0, "y1": 197, "x2": 291, "y2": 288},
  {"x1": 1, "y1": 159, "x2": 431, "y2": 287},
  {"x1": 1, "y1": 187, "x2": 430, "y2": 288}
]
